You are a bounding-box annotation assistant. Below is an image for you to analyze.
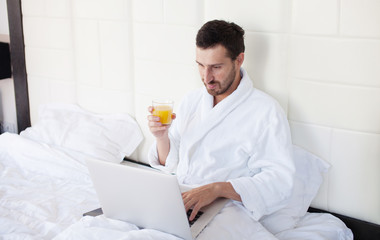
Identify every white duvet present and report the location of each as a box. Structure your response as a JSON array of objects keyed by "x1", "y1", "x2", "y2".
[
  {"x1": 0, "y1": 133, "x2": 353, "y2": 239},
  {"x1": 0, "y1": 133, "x2": 98, "y2": 239}
]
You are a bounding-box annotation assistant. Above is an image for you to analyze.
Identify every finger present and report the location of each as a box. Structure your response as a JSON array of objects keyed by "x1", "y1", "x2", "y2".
[
  {"x1": 148, "y1": 117, "x2": 161, "y2": 124},
  {"x1": 181, "y1": 192, "x2": 188, "y2": 201},
  {"x1": 171, "y1": 113, "x2": 176, "y2": 120},
  {"x1": 149, "y1": 125, "x2": 170, "y2": 134},
  {"x1": 183, "y1": 197, "x2": 194, "y2": 212},
  {"x1": 150, "y1": 126, "x2": 168, "y2": 133},
  {"x1": 147, "y1": 115, "x2": 160, "y2": 122},
  {"x1": 190, "y1": 204, "x2": 201, "y2": 221},
  {"x1": 182, "y1": 193, "x2": 195, "y2": 212},
  {"x1": 147, "y1": 106, "x2": 154, "y2": 113}
]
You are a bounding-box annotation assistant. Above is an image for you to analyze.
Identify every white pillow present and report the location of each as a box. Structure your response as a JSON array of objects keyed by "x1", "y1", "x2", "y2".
[
  {"x1": 21, "y1": 103, "x2": 143, "y2": 163},
  {"x1": 259, "y1": 145, "x2": 330, "y2": 234}
]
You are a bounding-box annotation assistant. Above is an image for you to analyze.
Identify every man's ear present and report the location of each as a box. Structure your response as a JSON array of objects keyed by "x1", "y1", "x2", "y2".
[{"x1": 236, "y1": 52, "x2": 245, "y2": 67}]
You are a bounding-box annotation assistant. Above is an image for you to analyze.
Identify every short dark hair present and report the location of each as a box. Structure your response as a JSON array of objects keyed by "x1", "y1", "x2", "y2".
[{"x1": 196, "y1": 20, "x2": 245, "y2": 60}]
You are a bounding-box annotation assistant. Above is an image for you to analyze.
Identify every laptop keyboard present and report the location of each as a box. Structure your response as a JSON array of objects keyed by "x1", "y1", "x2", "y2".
[{"x1": 187, "y1": 209, "x2": 204, "y2": 226}]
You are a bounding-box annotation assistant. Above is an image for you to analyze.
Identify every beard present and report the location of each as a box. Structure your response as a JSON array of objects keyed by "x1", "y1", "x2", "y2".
[{"x1": 204, "y1": 64, "x2": 237, "y2": 97}]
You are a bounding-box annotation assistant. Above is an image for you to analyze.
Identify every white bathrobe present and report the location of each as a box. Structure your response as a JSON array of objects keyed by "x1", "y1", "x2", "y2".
[{"x1": 149, "y1": 68, "x2": 295, "y2": 235}]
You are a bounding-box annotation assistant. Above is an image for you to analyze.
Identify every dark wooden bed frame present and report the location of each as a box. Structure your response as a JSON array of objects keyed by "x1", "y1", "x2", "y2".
[
  {"x1": 6, "y1": 0, "x2": 30, "y2": 133},
  {"x1": 308, "y1": 207, "x2": 380, "y2": 240},
  {"x1": 5, "y1": 0, "x2": 380, "y2": 239}
]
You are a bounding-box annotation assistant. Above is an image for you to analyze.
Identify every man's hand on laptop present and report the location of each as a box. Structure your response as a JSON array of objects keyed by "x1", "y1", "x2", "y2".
[{"x1": 182, "y1": 182, "x2": 242, "y2": 221}]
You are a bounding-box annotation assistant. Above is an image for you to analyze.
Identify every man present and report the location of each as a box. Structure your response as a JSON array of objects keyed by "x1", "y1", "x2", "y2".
[{"x1": 147, "y1": 20, "x2": 295, "y2": 238}]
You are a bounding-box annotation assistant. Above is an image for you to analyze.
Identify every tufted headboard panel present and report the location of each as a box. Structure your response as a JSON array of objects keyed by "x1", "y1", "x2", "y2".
[{"x1": 17, "y1": 0, "x2": 380, "y2": 226}]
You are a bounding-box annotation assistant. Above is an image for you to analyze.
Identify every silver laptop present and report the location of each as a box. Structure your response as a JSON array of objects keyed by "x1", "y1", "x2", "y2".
[{"x1": 86, "y1": 159, "x2": 228, "y2": 240}]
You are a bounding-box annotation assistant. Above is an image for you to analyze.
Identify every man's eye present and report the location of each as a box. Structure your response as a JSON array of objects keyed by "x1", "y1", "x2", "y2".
[{"x1": 213, "y1": 66, "x2": 221, "y2": 69}]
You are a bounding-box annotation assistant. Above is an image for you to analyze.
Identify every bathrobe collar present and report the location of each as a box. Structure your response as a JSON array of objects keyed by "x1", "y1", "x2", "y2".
[{"x1": 183, "y1": 67, "x2": 254, "y2": 162}]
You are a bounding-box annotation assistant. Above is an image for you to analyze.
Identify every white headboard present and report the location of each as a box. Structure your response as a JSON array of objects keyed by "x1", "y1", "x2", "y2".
[{"x1": 20, "y1": 0, "x2": 380, "y2": 225}]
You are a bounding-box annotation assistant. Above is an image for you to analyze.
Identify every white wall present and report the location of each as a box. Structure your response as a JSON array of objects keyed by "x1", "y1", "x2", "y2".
[
  {"x1": 19, "y1": 0, "x2": 380, "y2": 224},
  {"x1": 0, "y1": 0, "x2": 17, "y2": 133},
  {"x1": 288, "y1": 0, "x2": 380, "y2": 223},
  {"x1": 0, "y1": 0, "x2": 9, "y2": 34}
]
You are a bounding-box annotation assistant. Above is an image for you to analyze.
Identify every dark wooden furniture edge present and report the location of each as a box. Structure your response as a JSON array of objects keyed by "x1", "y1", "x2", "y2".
[
  {"x1": 7, "y1": 0, "x2": 31, "y2": 133},
  {"x1": 308, "y1": 207, "x2": 380, "y2": 240}
]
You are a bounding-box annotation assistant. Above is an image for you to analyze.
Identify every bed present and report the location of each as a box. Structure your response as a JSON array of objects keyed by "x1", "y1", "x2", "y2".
[
  {"x1": 4, "y1": 0, "x2": 380, "y2": 239},
  {"x1": 0, "y1": 103, "x2": 353, "y2": 239}
]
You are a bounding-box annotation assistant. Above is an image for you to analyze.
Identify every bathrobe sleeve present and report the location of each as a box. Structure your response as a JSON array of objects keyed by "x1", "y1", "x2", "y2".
[
  {"x1": 148, "y1": 116, "x2": 182, "y2": 173},
  {"x1": 148, "y1": 89, "x2": 202, "y2": 172},
  {"x1": 148, "y1": 97, "x2": 190, "y2": 173},
  {"x1": 148, "y1": 136, "x2": 179, "y2": 173},
  {"x1": 228, "y1": 109, "x2": 295, "y2": 221}
]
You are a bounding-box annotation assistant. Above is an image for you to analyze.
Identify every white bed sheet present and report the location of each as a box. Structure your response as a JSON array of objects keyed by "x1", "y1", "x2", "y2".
[
  {"x1": 0, "y1": 133, "x2": 353, "y2": 240},
  {"x1": 53, "y1": 206, "x2": 353, "y2": 240},
  {"x1": 0, "y1": 133, "x2": 99, "y2": 239},
  {"x1": 53, "y1": 213, "x2": 353, "y2": 240}
]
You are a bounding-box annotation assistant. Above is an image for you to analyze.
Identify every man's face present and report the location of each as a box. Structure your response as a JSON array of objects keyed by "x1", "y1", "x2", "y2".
[{"x1": 196, "y1": 45, "x2": 241, "y2": 100}]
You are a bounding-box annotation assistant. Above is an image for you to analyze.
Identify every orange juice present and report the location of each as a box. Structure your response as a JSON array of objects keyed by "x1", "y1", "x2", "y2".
[{"x1": 153, "y1": 105, "x2": 173, "y2": 125}]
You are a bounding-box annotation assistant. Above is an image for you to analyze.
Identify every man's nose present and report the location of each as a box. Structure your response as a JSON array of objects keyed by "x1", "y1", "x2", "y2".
[{"x1": 203, "y1": 67, "x2": 213, "y2": 83}]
